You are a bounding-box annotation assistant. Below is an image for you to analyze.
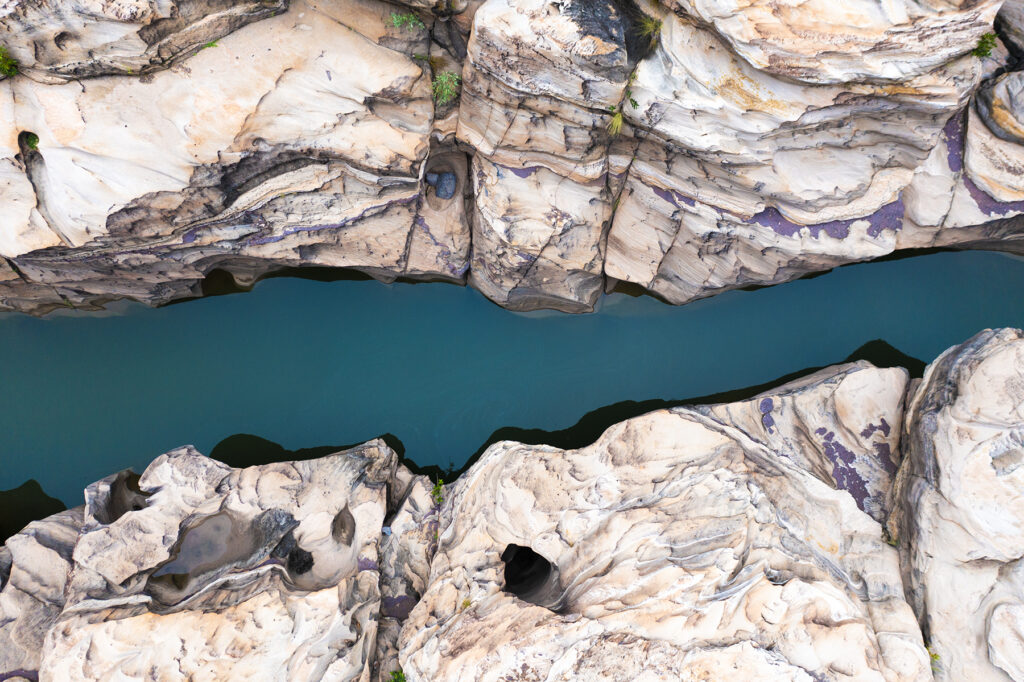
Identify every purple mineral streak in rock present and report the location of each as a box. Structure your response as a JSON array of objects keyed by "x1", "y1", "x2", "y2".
[
  {"x1": 745, "y1": 200, "x2": 903, "y2": 240},
  {"x1": 357, "y1": 557, "x2": 379, "y2": 572},
  {"x1": 758, "y1": 398, "x2": 776, "y2": 434},
  {"x1": 381, "y1": 594, "x2": 417, "y2": 620},
  {"x1": 819, "y1": 430, "x2": 871, "y2": 510}
]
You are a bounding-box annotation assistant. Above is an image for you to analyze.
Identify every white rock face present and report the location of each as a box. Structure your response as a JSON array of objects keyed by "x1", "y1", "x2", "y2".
[
  {"x1": 662, "y1": 0, "x2": 1002, "y2": 84},
  {"x1": 373, "y1": 472, "x2": 438, "y2": 681},
  {"x1": 889, "y1": 328, "x2": 1024, "y2": 682},
  {"x1": 696, "y1": 362, "x2": 908, "y2": 524},
  {"x1": 399, "y1": 375, "x2": 929, "y2": 680},
  {"x1": 456, "y1": 0, "x2": 630, "y2": 312},
  {"x1": 0, "y1": 507, "x2": 83, "y2": 675},
  {"x1": 0, "y1": 0, "x2": 470, "y2": 314},
  {"x1": 968, "y1": 71, "x2": 1024, "y2": 202},
  {"x1": 0, "y1": 441, "x2": 403, "y2": 681},
  {"x1": 0, "y1": 0, "x2": 287, "y2": 80}
]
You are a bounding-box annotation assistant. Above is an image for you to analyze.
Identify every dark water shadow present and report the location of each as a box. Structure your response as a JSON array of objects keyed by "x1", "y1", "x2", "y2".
[
  {"x1": 164, "y1": 266, "x2": 465, "y2": 308},
  {"x1": 206, "y1": 339, "x2": 924, "y2": 484},
  {"x1": 1, "y1": 479, "x2": 66, "y2": 544}
]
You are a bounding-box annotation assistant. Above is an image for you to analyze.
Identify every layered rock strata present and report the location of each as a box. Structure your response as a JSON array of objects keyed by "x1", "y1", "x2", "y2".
[
  {"x1": 400, "y1": 380, "x2": 928, "y2": 679},
  {"x1": 4, "y1": 329, "x2": 1024, "y2": 679},
  {"x1": 0, "y1": 440, "x2": 416, "y2": 680},
  {"x1": 2, "y1": 0, "x2": 1024, "y2": 314},
  {"x1": 0, "y1": 0, "x2": 470, "y2": 314},
  {"x1": 889, "y1": 328, "x2": 1024, "y2": 681}
]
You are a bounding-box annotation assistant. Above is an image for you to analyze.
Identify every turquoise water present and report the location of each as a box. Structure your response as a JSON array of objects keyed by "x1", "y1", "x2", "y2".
[{"x1": 2, "y1": 250, "x2": 1023, "y2": 506}]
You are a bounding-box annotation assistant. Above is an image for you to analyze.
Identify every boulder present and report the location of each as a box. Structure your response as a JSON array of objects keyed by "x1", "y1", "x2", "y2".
[
  {"x1": 888, "y1": 328, "x2": 1024, "y2": 681},
  {"x1": 0, "y1": 0, "x2": 470, "y2": 315},
  {"x1": 0, "y1": 0, "x2": 287, "y2": 80},
  {"x1": 399, "y1": 369, "x2": 929, "y2": 680}
]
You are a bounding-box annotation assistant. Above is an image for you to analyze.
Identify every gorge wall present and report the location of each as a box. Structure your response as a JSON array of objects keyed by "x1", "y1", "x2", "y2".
[
  {"x1": 1, "y1": 0, "x2": 1024, "y2": 314},
  {"x1": 2, "y1": 327, "x2": 1023, "y2": 680}
]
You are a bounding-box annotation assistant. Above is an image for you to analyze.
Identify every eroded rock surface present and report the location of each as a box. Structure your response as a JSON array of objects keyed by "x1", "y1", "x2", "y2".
[
  {"x1": 399, "y1": 378, "x2": 929, "y2": 680},
  {"x1": 696, "y1": 362, "x2": 908, "y2": 524},
  {"x1": 0, "y1": 0, "x2": 288, "y2": 80},
  {"x1": 0, "y1": 0, "x2": 469, "y2": 314},
  {"x1": 889, "y1": 328, "x2": 1024, "y2": 681},
  {"x1": 0, "y1": 440, "x2": 435, "y2": 681},
  {"x1": 1, "y1": 0, "x2": 1024, "y2": 314}
]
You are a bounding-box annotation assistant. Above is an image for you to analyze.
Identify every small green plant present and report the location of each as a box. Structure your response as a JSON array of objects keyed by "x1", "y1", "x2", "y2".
[
  {"x1": 637, "y1": 15, "x2": 663, "y2": 48},
  {"x1": 607, "y1": 107, "x2": 624, "y2": 136},
  {"x1": 389, "y1": 671, "x2": 407, "y2": 682},
  {"x1": 0, "y1": 46, "x2": 19, "y2": 78},
  {"x1": 201, "y1": 40, "x2": 219, "y2": 49},
  {"x1": 461, "y1": 598, "x2": 471, "y2": 610},
  {"x1": 24, "y1": 132, "x2": 38, "y2": 151},
  {"x1": 432, "y1": 71, "x2": 461, "y2": 105},
  {"x1": 431, "y1": 478, "x2": 445, "y2": 506},
  {"x1": 973, "y1": 32, "x2": 997, "y2": 58},
  {"x1": 391, "y1": 12, "x2": 426, "y2": 31},
  {"x1": 927, "y1": 646, "x2": 940, "y2": 672}
]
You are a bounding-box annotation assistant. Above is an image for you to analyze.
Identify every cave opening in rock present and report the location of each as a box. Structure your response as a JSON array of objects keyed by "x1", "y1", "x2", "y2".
[
  {"x1": 501, "y1": 544, "x2": 564, "y2": 611},
  {"x1": 17, "y1": 131, "x2": 39, "y2": 156}
]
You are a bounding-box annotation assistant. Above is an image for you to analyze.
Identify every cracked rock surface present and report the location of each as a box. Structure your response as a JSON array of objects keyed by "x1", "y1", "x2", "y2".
[
  {"x1": 398, "y1": 367, "x2": 929, "y2": 681},
  {"x1": 889, "y1": 328, "x2": 1024, "y2": 682},
  {"x1": 3, "y1": 329, "x2": 1024, "y2": 680},
  {"x1": 1, "y1": 0, "x2": 1024, "y2": 314}
]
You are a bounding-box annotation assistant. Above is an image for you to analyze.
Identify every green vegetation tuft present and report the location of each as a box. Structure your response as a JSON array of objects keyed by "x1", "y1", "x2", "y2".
[
  {"x1": 389, "y1": 671, "x2": 407, "y2": 682},
  {"x1": 461, "y1": 597, "x2": 471, "y2": 610},
  {"x1": 201, "y1": 40, "x2": 219, "y2": 49},
  {"x1": 0, "y1": 46, "x2": 19, "y2": 78},
  {"x1": 973, "y1": 32, "x2": 997, "y2": 58},
  {"x1": 607, "y1": 109, "x2": 624, "y2": 137},
  {"x1": 431, "y1": 478, "x2": 445, "y2": 506},
  {"x1": 391, "y1": 12, "x2": 426, "y2": 31},
  {"x1": 432, "y1": 71, "x2": 462, "y2": 105},
  {"x1": 24, "y1": 132, "x2": 38, "y2": 151},
  {"x1": 927, "y1": 646, "x2": 941, "y2": 673},
  {"x1": 637, "y1": 15, "x2": 663, "y2": 48}
]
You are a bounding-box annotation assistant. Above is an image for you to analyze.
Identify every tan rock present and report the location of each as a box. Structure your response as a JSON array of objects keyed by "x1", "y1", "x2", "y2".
[{"x1": 889, "y1": 328, "x2": 1024, "y2": 682}]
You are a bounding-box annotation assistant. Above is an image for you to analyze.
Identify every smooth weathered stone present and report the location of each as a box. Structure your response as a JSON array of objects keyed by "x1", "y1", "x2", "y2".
[
  {"x1": 400, "y1": 383, "x2": 929, "y2": 680},
  {"x1": 0, "y1": 0, "x2": 470, "y2": 315},
  {"x1": 0, "y1": 507, "x2": 83, "y2": 677},
  {"x1": 458, "y1": 0, "x2": 633, "y2": 312},
  {"x1": 660, "y1": 0, "x2": 1001, "y2": 84},
  {"x1": 0, "y1": 0, "x2": 287, "y2": 80},
  {"x1": 696, "y1": 362, "x2": 908, "y2": 524},
  {"x1": 372, "y1": 471, "x2": 438, "y2": 682},
  {"x1": 888, "y1": 328, "x2": 1024, "y2": 682},
  {"x1": 33, "y1": 442, "x2": 397, "y2": 680}
]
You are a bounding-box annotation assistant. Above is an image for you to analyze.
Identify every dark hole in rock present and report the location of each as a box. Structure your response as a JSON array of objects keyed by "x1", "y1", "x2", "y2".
[
  {"x1": 287, "y1": 547, "x2": 314, "y2": 574},
  {"x1": 501, "y1": 544, "x2": 565, "y2": 611},
  {"x1": 425, "y1": 170, "x2": 457, "y2": 200},
  {"x1": 17, "y1": 131, "x2": 39, "y2": 156},
  {"x1": 54, "y1": 31, "x2": 71, "y2": 50},
  {"x1": 332, "y1": 505, "x2": 356, "y2": 546},
  {"x1": 94, "y1": 471, "x2": 152, "y2": 525}
]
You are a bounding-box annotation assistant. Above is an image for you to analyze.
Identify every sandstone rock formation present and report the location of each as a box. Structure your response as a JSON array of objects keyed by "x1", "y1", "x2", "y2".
[
  {"x1": 1, "y1": 0, "x2": 1024, "y2": 314},
  {"x1": 5, "y1": 330, "x2": 1024, "y2": 679},
  {"x1": 0, "y1": 439, "x2": 429, "y2": 681},
  {"x1": 399, "y1": 369, "x2": 929, "y2": 680},
  {"x1": 696, "y1": 362, "x2": 908, "y2": 524},
  {"x1": 0, "y1": 0, "x2": 469, "y2": 314},
  {"x1": 0, "y1": 1, "x2": 288, "y2": 80},
  {"x1": 889, "y1": 328, "x2": 1024, "y2": 681}
]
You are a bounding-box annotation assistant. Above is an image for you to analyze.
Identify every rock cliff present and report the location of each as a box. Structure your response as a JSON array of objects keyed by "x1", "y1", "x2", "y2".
[
  {"x1": 0, "y1": 0, "x2": 1022, "y2": 313},
  {"x1": 889, "y1": 328, "x2": 1024, "y2": 681},
  {"x1": 4, "y1": 328, "x2": 1023, "y2": 680}
]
